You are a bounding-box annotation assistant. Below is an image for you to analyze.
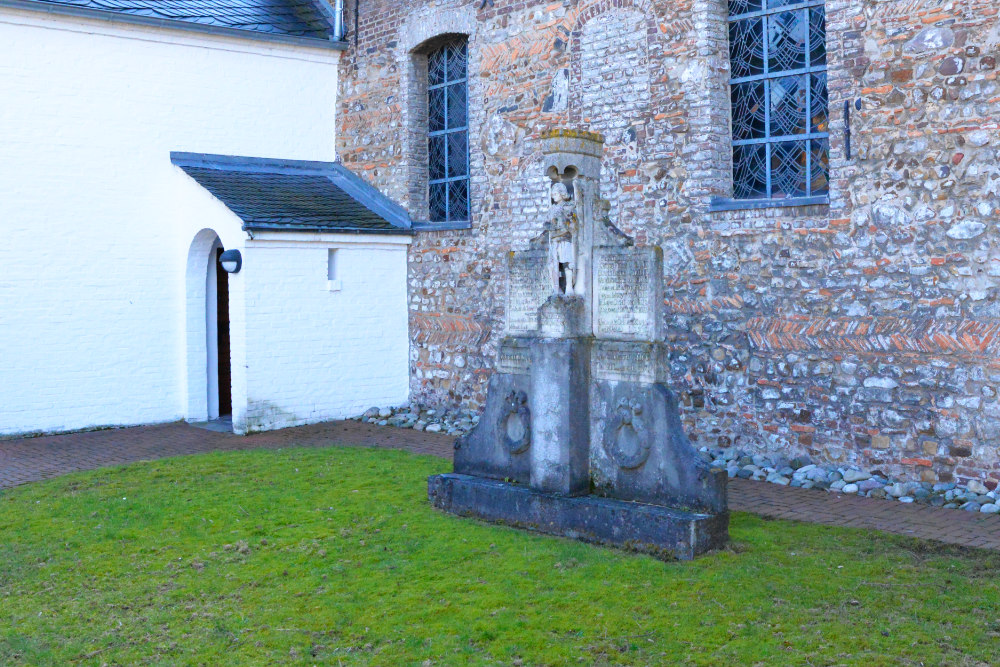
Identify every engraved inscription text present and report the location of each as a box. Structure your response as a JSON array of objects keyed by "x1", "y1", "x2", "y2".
[
  {"x1": 596, "y1": 251, "x2": 652, "y2": 339},
  {"x1": 507, "y1": 253, "x2": 550, "y2": 334}
]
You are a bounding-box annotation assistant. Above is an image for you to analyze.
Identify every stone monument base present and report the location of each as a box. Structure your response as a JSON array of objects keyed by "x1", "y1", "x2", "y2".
[{"x1": 428, "y1": 473, "x2": 729, "y2": 561}]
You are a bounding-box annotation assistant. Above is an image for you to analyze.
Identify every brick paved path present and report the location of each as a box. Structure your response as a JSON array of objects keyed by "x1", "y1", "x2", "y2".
[{"x1": 3, "y1": 421, "x2": 999, "y2": 551}]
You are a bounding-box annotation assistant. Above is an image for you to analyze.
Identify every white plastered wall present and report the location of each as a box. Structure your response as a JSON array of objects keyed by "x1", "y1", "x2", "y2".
[
  {"x1": 0, "y1": 8, "x2": 343, "y2": 435},
  {"x1": 240, "y1": 232, "x2": 412, "y2": 433}
]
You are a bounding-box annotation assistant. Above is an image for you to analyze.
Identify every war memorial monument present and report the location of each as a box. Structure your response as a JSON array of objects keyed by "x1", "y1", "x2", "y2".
[{"x1": 428, "y1": 130, "x2": 729, "y2": 559}]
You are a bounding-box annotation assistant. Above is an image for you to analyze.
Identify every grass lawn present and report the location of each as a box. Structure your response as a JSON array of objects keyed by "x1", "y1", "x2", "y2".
[{"x1": 1, "y1": 447, "x2": 999, "y2": 666}]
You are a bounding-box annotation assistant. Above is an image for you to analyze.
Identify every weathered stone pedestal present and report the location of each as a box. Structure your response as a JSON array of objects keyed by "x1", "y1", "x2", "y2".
[
  {"x1": 530, "y1": 297, "x2": 591, "y2": 496},
  {"x1": 428, "y1": 474, "x2": 728, "y2": 561},
  {"x1": 429, "y1": 129, "x2": 728, "y2": 560}
]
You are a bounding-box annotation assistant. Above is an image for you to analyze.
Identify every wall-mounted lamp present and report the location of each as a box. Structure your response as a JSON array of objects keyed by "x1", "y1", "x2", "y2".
[{"x1": 219, "y1": 249, "x2": 242, "y2": 274}]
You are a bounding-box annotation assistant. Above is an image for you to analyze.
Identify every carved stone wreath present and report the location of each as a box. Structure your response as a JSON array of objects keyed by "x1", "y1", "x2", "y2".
[
  {"x1": 498, "y1": 390, "x2": 531, "y2": 455},
  {"x1": 603, "y1": 398, "x2": 651, "y2": 470}
]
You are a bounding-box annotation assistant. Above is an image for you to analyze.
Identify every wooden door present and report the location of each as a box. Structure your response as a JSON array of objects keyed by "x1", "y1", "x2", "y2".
[{"x1": 216, "y1": 248, "x2": 232, "y2": 416}]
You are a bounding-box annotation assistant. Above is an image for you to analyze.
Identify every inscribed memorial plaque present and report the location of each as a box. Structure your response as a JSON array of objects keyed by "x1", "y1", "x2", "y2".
[
  {"x1": 594, "y1": 247, "x2": 662, "y2": 340},
  {"x1": 506, "y1": 251, "x2": 550, "y2": 335},
  {"x1": 592, "y1": 341, "x2": 664, "y2": 384},
  {"x1": 497, "y1": 339, "x2": 531, "y2": 375}
]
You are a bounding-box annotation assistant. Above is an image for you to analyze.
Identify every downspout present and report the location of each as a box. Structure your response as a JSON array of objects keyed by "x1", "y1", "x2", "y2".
[
  {"x1": 333, "y1": 0, "x2": 344, "y2": 41},
  {"x1": 313, "y1": 0, "x2": 345, "y2": 42}
]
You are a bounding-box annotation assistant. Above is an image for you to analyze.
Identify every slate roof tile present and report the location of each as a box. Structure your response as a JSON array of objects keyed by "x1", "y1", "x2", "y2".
[
  {"x1": 29, "y1": 0, "x2": 334, "y2": 38},
  {"x1": 171, "y1": 153, "x2": 412, "y2": 234}
]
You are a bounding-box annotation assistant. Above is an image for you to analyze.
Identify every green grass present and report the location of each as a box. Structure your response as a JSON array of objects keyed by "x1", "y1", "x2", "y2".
[{"x1": 1, "y1": 447, "x2": 998, "y2": 666}]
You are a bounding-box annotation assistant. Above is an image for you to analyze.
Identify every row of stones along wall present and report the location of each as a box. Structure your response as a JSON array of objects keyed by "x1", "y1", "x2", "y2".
[{"x1": 337, "y1": 0, "x2": 1000, "y2": 487}]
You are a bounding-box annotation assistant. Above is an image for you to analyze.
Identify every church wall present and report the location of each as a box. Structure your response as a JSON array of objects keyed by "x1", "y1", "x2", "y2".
[
  {"x1": 240, "y1": 233, "x2": 412, "y2": 433},
  {"x1": 337, "y1": 0, "x2": 1000, "y2": 487},
  {"x1": 0, "y1": 9, "x2": 341, "y2": 435}
]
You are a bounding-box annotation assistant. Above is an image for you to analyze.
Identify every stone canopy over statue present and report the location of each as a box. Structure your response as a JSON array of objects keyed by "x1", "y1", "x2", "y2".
[{"x1": 428, "y1": 129, "x2": 728, "y2": 560}]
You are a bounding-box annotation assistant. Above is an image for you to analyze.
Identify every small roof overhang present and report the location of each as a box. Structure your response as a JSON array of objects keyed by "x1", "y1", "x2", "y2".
[{"x1": 171, "y1": 153, "x2": 412, "y2": 235}]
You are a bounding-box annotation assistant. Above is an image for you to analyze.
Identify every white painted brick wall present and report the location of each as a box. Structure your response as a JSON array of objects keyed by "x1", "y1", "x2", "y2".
[
  {"x1": 241, "y1": 234, "x2": 411, "y2": 432},
  {"x1": 0, "y1": 9, "x2": 353, "y2": 435}
]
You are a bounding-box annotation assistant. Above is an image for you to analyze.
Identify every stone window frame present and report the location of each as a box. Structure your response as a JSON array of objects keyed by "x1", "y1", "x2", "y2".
[
  {"x1": 399, "y1": 8, "x2": 479, "y2": 232},
  {"x1": 710, "y1": 0, "x2": 832, "y2": 212}
]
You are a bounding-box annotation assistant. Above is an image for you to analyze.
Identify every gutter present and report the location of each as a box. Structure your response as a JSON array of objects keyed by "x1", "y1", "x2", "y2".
[
  {"x1": 0, "y1": 0, "x2": 348, "y2": 51},
  {"x1": 243, "y1": 222, "x2": 413, "y2": 235}
]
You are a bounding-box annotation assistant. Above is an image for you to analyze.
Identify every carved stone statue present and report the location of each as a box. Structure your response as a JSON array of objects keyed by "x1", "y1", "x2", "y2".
[{"x1": 547, "y1": 180, "x2": 579, "y2": 296}]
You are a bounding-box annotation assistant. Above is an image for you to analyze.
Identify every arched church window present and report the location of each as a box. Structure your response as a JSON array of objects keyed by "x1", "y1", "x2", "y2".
[
  {"x1": 427, "y1": 37, "x2": 469, "y2": 223},
  {"x1": 728, "y1": 0, "x2": 829, "y2": 201}
]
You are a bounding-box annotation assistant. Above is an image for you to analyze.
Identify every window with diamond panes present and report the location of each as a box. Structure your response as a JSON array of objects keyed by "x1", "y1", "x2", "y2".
[
  {"x1": 728, "y1": 0, "x2": 829, "y2": 201},
  {"x1": 427, "y1": 39, "x2": 469, "y2": 223}
]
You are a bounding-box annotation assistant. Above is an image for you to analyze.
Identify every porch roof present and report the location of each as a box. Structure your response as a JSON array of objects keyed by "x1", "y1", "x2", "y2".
[{"x1": 171, "y1": 153, "x2": 412, "y2": 235}]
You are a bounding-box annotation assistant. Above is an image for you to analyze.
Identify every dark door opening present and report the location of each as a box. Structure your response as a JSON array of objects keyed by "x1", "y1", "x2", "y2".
[{"x1": 216, "y1": 247, "x2": 232, "y2": 416}]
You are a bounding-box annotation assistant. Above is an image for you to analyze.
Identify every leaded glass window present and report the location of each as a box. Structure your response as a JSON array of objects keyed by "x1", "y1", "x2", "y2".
[
  {"x1": 427, "y1": 38, "x2": 469, "y2": 223},
  {"x1": 728, "y1": 0, "x2": 828, "y2": 201}
]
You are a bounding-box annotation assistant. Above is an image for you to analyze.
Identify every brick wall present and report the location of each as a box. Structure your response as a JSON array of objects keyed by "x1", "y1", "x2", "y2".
[{"x1": 337, "y1": 0, "x2": 1000, "y2": 487}]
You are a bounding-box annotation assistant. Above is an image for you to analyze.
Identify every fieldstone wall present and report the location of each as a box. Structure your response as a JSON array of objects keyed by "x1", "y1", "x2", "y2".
[{"x1": 336, "y1": 0, "x2": 1000, "y2": 488}]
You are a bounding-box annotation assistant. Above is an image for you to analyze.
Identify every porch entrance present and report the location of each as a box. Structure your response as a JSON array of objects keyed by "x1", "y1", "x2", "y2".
[{"x1": 216, "y1": 247, "x2": 232, "y2": 417}]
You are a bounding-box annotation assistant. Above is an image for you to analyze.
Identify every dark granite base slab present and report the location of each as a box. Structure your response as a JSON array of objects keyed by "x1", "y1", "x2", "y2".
[{"x1": 428, "y1": 473, "x2": 729, "y2": 560}]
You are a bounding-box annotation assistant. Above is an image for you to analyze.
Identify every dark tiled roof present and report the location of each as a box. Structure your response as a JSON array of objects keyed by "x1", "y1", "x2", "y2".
[
  {"x1": 26, "y1": 0, "x2": 335, "y2": 39},
  {"x1": 171, "y1": 153, "x2": 412, "y2": 234}
]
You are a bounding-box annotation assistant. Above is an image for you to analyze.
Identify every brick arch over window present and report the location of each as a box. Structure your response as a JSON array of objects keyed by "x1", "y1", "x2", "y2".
[
  {"x1": 398, "y1": 6, "x2": 479, "y2": 224},
  {"x1": 570, "y1": 0, "x2": 656, "y2": 35},
  {"x1": 568, "y1": 0, "x2": 657, "y2": 136},
  {"x1": 567, "y1": 0, "x2": 657, "y2": 234}
]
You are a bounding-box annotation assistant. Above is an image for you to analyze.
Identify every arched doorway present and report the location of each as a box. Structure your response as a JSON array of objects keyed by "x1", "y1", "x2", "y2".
[
  {"x1": 185, "y1": 229, "x2": 232, "y2": 428},
  {"x1": 214, "y1": 246, "x2": 232, "y2": 418}
]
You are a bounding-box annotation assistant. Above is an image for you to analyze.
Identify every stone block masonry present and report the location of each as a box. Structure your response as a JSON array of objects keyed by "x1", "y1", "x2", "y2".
[{"x1": 337, "y1": 0, "x2": 1000, "y2": 487}]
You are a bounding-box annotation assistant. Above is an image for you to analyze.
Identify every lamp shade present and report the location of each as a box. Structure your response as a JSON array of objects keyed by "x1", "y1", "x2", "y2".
[{"x1": 219, "y1": 249, "x2": 242, "y2": 274}]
